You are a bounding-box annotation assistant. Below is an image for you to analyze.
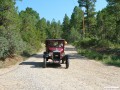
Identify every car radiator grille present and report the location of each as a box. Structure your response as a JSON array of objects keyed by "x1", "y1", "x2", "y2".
[{"x1": 53, "y1": 52, "x2": 60, "y2": 61}]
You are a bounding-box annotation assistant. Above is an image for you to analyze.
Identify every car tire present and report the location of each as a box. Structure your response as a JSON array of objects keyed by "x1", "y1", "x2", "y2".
[
  {"x1": 43, "y1": 58, "x2": 46, "y2": 68},
  {"x1": 65, "y1": 55, "x2": 69, "y2": 69},
  {"x1": 62, "y1": 59, "x2": 64, "y2": 64}
]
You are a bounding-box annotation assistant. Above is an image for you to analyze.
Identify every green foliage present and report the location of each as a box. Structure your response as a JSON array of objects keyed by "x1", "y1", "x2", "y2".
[
  {"x1": 97, "y1": 39, "x2": 113, "y2": 48},
  {"x1": 74, "y1": 37, "x2": 98, "y2": 48},
  {"x1": 0, "y1": 27, "x2": 26, "y2": 55},
  {"x1": 106, "y1": 0, "x2": 120, "y2": 5},
  {"x1": 80, "y1": 38, "x2": 93, "y2": 48},
  {"x1": 0, "y1": 37, "x2": 9, "y2": 59},
  {"x1": 19, "y1": 7, "x2": 41, "y2": 55},
  {"x1": 47, "y1": 19, "x2": 62, "y2": 39},
  {"x1": 78, "y1": 0, "x2": 96, "y2": 35},
  {"x1": 62, "y1": 14, "x2": 70, "y2": 42},
  {"x1": 78, "y1": 48, "x2": 120, "y2": 67},
  {"x1": 36, "y1": 18, "x2": 47, "y2": 42},
  {"x1": 0, "y1": 0, "x2": 25, "y2": 59},
  {"x1": 96, "y1": 5, "x2": 120, "y2": 43},
  {"x1": 70, "y1": 6, "x2": 83, "y2": 31},
  {"x1": 102, "y1": 55, "x2": 120, "y2": 67},
  {"x1": 22, "y1": 43, "x2": 35, "y2": 57},
  {"x1": 8, "y1": 30, "x2": 26, "y2": 55},
  {"x1": 97, "y1": 8, "x2": 116, "y2": 41},
  {"x1": 78, "y1": 48, "x2": 104, "y2": 60},
  {"x1": 74, "y1": 37, "x2": 114, "y2": 49},
  {"x1": 69, "y1": 27, "x2": 80, "y2": 43},
  {"x1": 19, "y1": 7, "x2": 39, "y2": 26},
  {"x1": 0, "y1": 1, "x2": 42, "y2": 59},
  {"x1": 62, "y1": 6, "x2": 83, "y2": 43}
]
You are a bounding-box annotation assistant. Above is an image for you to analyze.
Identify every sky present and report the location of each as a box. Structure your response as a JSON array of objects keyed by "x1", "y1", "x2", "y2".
[{"x1": 16, "y1": 0, "x2": 107, "y2": 22}]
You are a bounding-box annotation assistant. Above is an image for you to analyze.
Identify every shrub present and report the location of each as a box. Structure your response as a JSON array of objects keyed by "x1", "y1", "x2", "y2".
[
  {"x1": 97, "y1": 39, "x2": 112, "y2": 48},
  {"x1": 74, "y1": 37, "x2": 99, "y2": 48},
  {"x1": 78, "y1": 48, "x2": 120, "y2": 67},
  {"x1": 21, "y1": 29, "x2": 41, "y2": 53},
  {"x1": 0, "y1": 37, "x2": 9, "y2": 59},
  {"x1": 6, "y1": 30, "x2": 26, "y2": 55},
  {"x1": 103, "y1": 55, "x2": 120, "y2": 67},
  {"x1": 0, "y1": 28, "x2": 26, "y2": 58},
  {"x1": 21, "y1": 42, "x2": 39, "y2": 57},
  {"x1": 78, "y1": 49, "x2": 103, "y2": 60},
  {"x1": 69, "y1": 27, "x2": 80, "y2": 43}
]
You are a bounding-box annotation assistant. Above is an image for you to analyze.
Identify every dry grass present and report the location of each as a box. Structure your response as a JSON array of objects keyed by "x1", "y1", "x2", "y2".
[{"x1": 0, "y1": 56, "x2": 23, "y2": 68}]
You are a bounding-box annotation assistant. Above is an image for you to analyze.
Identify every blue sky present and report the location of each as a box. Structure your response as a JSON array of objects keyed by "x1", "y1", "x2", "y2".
[{"x1": 16, "y1": 0, "x2": 107, "y2": 22}]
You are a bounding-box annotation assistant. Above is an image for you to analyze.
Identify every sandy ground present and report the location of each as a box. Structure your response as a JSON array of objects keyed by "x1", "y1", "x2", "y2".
[{"x1": 0, "y1": 45, "x2": 120, "y2": 90}]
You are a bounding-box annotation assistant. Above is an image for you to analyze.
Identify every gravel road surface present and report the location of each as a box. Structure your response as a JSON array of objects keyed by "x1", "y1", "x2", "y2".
[{"x1": 0, "y1": 45, "x2": 120, "y2": 90}]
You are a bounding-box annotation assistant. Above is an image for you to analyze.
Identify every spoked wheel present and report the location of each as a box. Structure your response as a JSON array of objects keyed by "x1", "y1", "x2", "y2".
[
  {"x1": 62, "y1": 56, "x2": 66, "y2": 64},
  {"x1": 62, "y1": 59, "x2": 64, "y2": 64},
  {"x1": 65, "y1": 55, "x2": 69, "y2": 69},
  {"x1": 43, "y1": 57, "x2": 46, "y2": 68}
]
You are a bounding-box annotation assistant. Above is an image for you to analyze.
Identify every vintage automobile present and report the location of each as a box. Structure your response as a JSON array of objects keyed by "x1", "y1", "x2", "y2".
[{"x1": 43, "y1": 39, "x2": 69, "y2": 69}]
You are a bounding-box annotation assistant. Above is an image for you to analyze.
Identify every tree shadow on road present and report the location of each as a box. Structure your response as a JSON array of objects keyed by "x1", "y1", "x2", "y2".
[
  {"x1": 68, "y1": 53, "x2": 86, "y2": 60},
  {"x1": 19, "y1": 61, "x2": 65, "y2": 69},
  {"x1": 19, "y1": 61, "x2": 43, "y2": 68},
  {"x1": 19, "y1": 53, "x2": 65, "y2": 69},
  {"x1": 65, "y1": 47, "x2": 76, "y2": 51},
  {"x1": 65, "y1": 46, "x2": 86, "y2": 60},
  {"x1": 31, "y1": 53, "x2": 43, "y2": 58},
  {"x1": 31, "y1": 53, "x2": 64, "y2": 68},
  {"x1": 19, "y1": 53, "x2": 43, "y2": 68}
]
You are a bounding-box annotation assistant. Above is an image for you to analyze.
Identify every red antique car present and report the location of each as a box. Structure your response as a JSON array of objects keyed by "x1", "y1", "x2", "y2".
[{"x1": 43, "y1": 39, "x2": 69, "y2": 69}]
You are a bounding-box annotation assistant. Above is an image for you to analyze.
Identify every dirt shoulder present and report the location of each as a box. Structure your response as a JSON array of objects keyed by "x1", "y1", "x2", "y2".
[{"x1": 0, "y1": 45, "x2": 120, "y2": 90}]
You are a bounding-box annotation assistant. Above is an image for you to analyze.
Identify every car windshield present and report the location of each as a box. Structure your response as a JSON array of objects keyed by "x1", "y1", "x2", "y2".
[{"x1": 48, "y1": 41, "x2": 63, "y2": 47}]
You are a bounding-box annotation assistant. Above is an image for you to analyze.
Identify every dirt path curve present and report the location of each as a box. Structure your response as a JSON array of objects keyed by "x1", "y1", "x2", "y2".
[{"x1": 0, "y1": 45, "x2": 120, "y2": 90}]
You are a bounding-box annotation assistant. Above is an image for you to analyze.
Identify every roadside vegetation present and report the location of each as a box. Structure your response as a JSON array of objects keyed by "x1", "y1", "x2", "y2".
[
  {"x1": 73, "y1": 38, "x2": 120, "y2": 66},
  {"x1": 0, "y1": 0, "x2": 120, "y2": 67},
  {"x1": 71, "y1": 0, "x2": 120, "y2": 67},
  {"x1": 0, "y1": 0, "x2": 63, "y2": 67}
]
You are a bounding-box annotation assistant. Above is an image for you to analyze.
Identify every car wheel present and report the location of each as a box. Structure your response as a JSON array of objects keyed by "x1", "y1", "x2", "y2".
[
  {"x1": 62, "y1": 59, "x2": 64, "y2": 64},
  {"x1": 43, "y1": 58, "x2": 46, "y2": 68},
  {"x1": 65, "y1": 55, "x2": 69, "y2": 69}
]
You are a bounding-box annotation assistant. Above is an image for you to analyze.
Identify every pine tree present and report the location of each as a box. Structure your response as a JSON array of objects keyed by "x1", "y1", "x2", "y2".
[
  {"x1": 69, "y1": 27, "x2": 80, "y2": 43},
  {"x1": 36, "y1": 18, "x2": 47, "y2": 42},
  {"x1": 96, "y1": 8, "x2": 116, "y2": 41},
  {"x1": 70, "y1": 6, "x2": 83, "y2": 37},
  {"x1": 62, "y1": 14, "x2": 70, "y2": 42},
  {"x1": 106, "y1": 0, "x2": 120, "y2": 43},
  {"x1": 19, "y1": 7, "x2": 41, "y2": 54},
  {"x1": 78, "y1": 0, "x2": 96, "y2": 36},
  {"x1": 96, "y1": 0, "x2": 120, "y2": 43},
  {"x1": 48, "y1": 19, "x2": 62, "y2": 39}
]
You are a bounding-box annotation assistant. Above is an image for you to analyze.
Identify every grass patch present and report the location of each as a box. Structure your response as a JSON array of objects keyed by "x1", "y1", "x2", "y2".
[
  {"x1": 74, "y1": 37, "x2": 120, "y2": 67},
  {"x1": 103, "y1": 56, "x2": 120, "y2": 67},
  {"x1": 77, "y1": 48, "x2": 120, "y2": 67}
]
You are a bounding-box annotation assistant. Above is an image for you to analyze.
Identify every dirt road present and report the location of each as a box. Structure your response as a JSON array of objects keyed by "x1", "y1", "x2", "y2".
[{"x1": 0, "y1": 45, "x2": 120, "y2": 90}]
